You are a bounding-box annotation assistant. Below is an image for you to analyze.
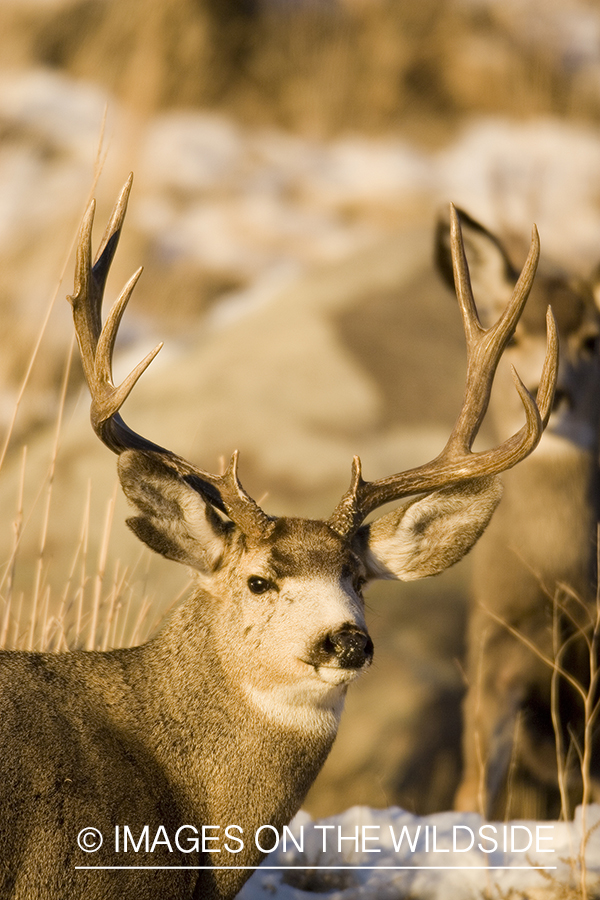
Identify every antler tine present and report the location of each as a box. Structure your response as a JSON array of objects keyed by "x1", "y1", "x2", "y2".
[
  {"x1": 450, "y1": 202, "x2": 482, "y2": 348},
  {"x1": 328, "y1": 207, "x2": 558, "y2": 537},
  {"x1": 537, "y1": 306, "x2": 559, "y2": 428},
  {"x1": 69, "y1": 180, "x2": 164, "y2": 455},
  {"x1": 93, "y1": 173, "x2": 133, "y2": 294},
  {"x1": 448, "y1": 206, "x2": 540, "y2": 453},
  {"x1": 70, "y1": 198, "x2": 100, "y2": 389},
  {"x1": 69, "y1": 176, "x2": 273, "y2": 538},
  {"x1": 92, "y1": 267, "x2": 164, "y2": 448}
]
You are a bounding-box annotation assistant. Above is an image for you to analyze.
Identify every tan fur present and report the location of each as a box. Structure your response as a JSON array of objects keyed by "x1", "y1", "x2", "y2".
[{"x1": 436, "y1": 207, "x2": 600, "y2": 820}]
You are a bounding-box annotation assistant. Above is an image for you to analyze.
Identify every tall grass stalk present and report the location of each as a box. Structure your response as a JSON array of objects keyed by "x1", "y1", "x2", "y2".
[
  {"x1": 485, "y1": 586, "x2": 600, "y2": 900},
  {"x1": 74, "y1": 480, "x2": 92, "y2": 646},
  {"x1": 0, "y1": 127, "x2": 170, "y2": 655},
  {"x1": 0, "y1": 110, "x2": 108, "y2": 480},
  {"x1": 27, "y1": 337, "x2": 74, "y2": 651}
]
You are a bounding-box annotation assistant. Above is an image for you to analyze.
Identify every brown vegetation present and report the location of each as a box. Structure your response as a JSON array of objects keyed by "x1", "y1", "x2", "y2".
[{"x1": 2, "y1": 0, "x2": 599, "y2": 138}]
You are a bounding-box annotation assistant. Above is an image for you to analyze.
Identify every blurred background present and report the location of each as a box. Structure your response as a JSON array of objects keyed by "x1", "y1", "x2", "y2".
[{"x1": 0, "y1": 0, "x2": 599, "y2": 818}]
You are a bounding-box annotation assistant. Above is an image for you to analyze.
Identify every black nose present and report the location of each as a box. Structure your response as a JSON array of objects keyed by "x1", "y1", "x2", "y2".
[{"x1": 316, "y1": 627, "x2": 374, "y2": 670}]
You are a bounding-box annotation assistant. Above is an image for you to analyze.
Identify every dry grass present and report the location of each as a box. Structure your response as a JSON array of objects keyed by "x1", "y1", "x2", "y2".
[
  {"x1": 0, "y1": 331, "x2": 162, "y2": 653},
  {"x1": 479, "y1": 584, "x2": 600, "y2": 900},
  {"x1": 0, "y1": 141, "x2": 173, "y2": 654},
  {"x1": 0, "y1": 370, "x2": 187, "y2": 653}
]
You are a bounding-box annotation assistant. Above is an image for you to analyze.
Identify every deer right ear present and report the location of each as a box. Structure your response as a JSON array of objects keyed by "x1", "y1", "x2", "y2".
[
  {"x1": 117, "y1": 450, "x2": 231, "y2": 572},
  {"x1": 359, "y1": 476, "x2": 503, "y2": 581},
  {"x1": 435, "y1": 207, "x2": 518, "y2": 327}
]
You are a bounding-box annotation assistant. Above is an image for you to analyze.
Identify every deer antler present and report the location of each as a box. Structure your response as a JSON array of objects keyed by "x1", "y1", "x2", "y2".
[
  {"x1": 68, "y1": 175, "x2": 272, "y2": 539},
  {"x1": 327, "y1": 204, "x2": 558, "y2": 536},
  {"x1": 70, "y1": 183, "x2": 557, "y2": 543}
]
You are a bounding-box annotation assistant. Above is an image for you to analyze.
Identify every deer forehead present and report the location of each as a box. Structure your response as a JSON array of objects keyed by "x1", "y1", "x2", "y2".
[{"x1": 235, "y1": 518, "x2": 363, "y2": 582}]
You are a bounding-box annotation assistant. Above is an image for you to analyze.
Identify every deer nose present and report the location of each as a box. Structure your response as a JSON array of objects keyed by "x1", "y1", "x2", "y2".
[{"x1": 322, "y1": 627, "x2": 374, "y2": 670}]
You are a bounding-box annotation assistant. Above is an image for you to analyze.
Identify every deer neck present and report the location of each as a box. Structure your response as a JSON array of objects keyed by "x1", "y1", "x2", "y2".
[
  {"x1": 498, "y1": 430, "x2": 599, "y2": 526},
  {"x1": 119, "y1": 591, "x2": 339, "y2": 849},
  {"x1": 473, "y1": 431, "x2": 599, "y2": 605}
]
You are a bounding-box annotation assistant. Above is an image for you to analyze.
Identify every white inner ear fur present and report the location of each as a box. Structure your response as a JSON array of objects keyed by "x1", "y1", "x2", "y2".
[
  {"x1": 118, "y1": 451, "x2": 230, "y2": 572},
  {"x1": 364, "y1": 477, "x2": 503, "y2": 581},
  {"x1": 176, "y1": 488, "x2": 229, "y2": 571}
]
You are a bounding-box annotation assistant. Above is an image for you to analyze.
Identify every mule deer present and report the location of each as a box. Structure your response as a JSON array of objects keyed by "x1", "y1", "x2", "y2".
[
  {"x1": 0, "y1": 178, "x2": 556, "y2": 900},
  {"x1": 436, "y1": 207, "x2": 600, "y2": 820}
]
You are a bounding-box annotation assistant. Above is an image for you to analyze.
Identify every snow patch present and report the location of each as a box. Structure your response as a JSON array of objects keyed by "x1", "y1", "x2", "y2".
[{"x1": 240, "y1": 804, "x2": 600, "y2": 899}]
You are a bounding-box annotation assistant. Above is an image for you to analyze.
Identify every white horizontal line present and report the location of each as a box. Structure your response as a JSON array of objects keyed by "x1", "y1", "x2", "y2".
[{"x1": 75, "y1": 865, "x2": 558, "y2": 871}]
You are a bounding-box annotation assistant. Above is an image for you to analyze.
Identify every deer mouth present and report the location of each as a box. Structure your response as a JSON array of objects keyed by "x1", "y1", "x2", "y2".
[
  {"x1": 312, "y1": 663, "x2": 366, "y2": 686},
  {"x1": 298, "y1": 657, "x2": 366, "y2": 686}
]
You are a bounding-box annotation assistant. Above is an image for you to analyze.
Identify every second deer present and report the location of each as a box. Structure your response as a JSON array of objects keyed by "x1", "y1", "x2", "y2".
[{"x1": 437, "y1": 207, "x2": 600, "y2": 820}]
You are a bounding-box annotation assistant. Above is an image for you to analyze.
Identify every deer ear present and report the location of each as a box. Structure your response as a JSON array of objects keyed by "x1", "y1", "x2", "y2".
[
  {"x1": 360, "y1": 476, "x2": 503, "y2": 581},
  {"x1": 435, "y1": 207, "x2": 517, "y2": 327},
  {"x1": 117, "y1": 450, "x2": 231, "y2": 572}
]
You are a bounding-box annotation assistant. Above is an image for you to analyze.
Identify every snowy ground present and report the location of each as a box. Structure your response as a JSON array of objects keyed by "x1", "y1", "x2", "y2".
[
  {"x1": 239, "y1": 805, "x2": 600, "y2": 899},
  {"x1": 2, "y1": 67, "x2": 600, "y2": 298}
]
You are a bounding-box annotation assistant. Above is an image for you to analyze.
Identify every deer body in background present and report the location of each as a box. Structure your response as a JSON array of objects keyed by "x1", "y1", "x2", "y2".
[
  {"x1": 0, "y1": 180, "x2": 556, "y2": 900},
  {"x1": 436, "y1": 207, "x2": 600, "y2": 821}
]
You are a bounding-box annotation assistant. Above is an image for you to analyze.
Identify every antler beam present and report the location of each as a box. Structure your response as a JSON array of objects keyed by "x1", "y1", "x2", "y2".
[
  {"x1": 68, "y1": 176, "x2": 272, "y2": 539},
  {"x1": 70, "y1": 183, "x2": 557, "y2": 543},
  {"x1": 328, "y1": 204, "x2": 558, "y2": 536}
]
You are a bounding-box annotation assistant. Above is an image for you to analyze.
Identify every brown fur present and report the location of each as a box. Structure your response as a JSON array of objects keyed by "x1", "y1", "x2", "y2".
[{"x1": 437, "y1": 207, "x2": 600, "y2": 819}]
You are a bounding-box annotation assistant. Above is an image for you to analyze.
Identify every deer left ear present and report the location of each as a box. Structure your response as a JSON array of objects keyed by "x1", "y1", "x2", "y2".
[
  {"x1": 118, "y1": 450, "x2": 232, "y2": 572},
  {"x1": 358, "y1": 476, "x2": 503, "y2": 581}
]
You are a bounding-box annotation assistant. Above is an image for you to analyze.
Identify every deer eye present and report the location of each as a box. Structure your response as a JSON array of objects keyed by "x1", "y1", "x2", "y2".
[
  {"x1": 582, "y1": 334, "x2": 600, "y2": 357},
  {"x1": 247, "y1": 576, "x2": 275, "y2": 594}
]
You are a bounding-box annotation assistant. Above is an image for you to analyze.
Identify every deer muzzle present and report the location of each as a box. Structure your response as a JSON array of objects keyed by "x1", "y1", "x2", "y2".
[{"x1": 311, "y1": 627, "x2": 374, "y2": 671}]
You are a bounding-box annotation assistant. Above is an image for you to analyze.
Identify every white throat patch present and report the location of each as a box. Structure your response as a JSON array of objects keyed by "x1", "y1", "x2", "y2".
[{"x1": 242, "y1": 679, "x2": 346, "y2": 734}]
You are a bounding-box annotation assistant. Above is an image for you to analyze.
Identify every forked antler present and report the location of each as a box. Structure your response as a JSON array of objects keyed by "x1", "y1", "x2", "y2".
[
  {"x1": 69, "y1": 181, "x2": 557, "y2": 542},
  {"x1": 68, "y1": 175, "x2": 272, "y2": 538},
  {"x1": 328, "y1": 204, "x2": 558, "y2": 535}
]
